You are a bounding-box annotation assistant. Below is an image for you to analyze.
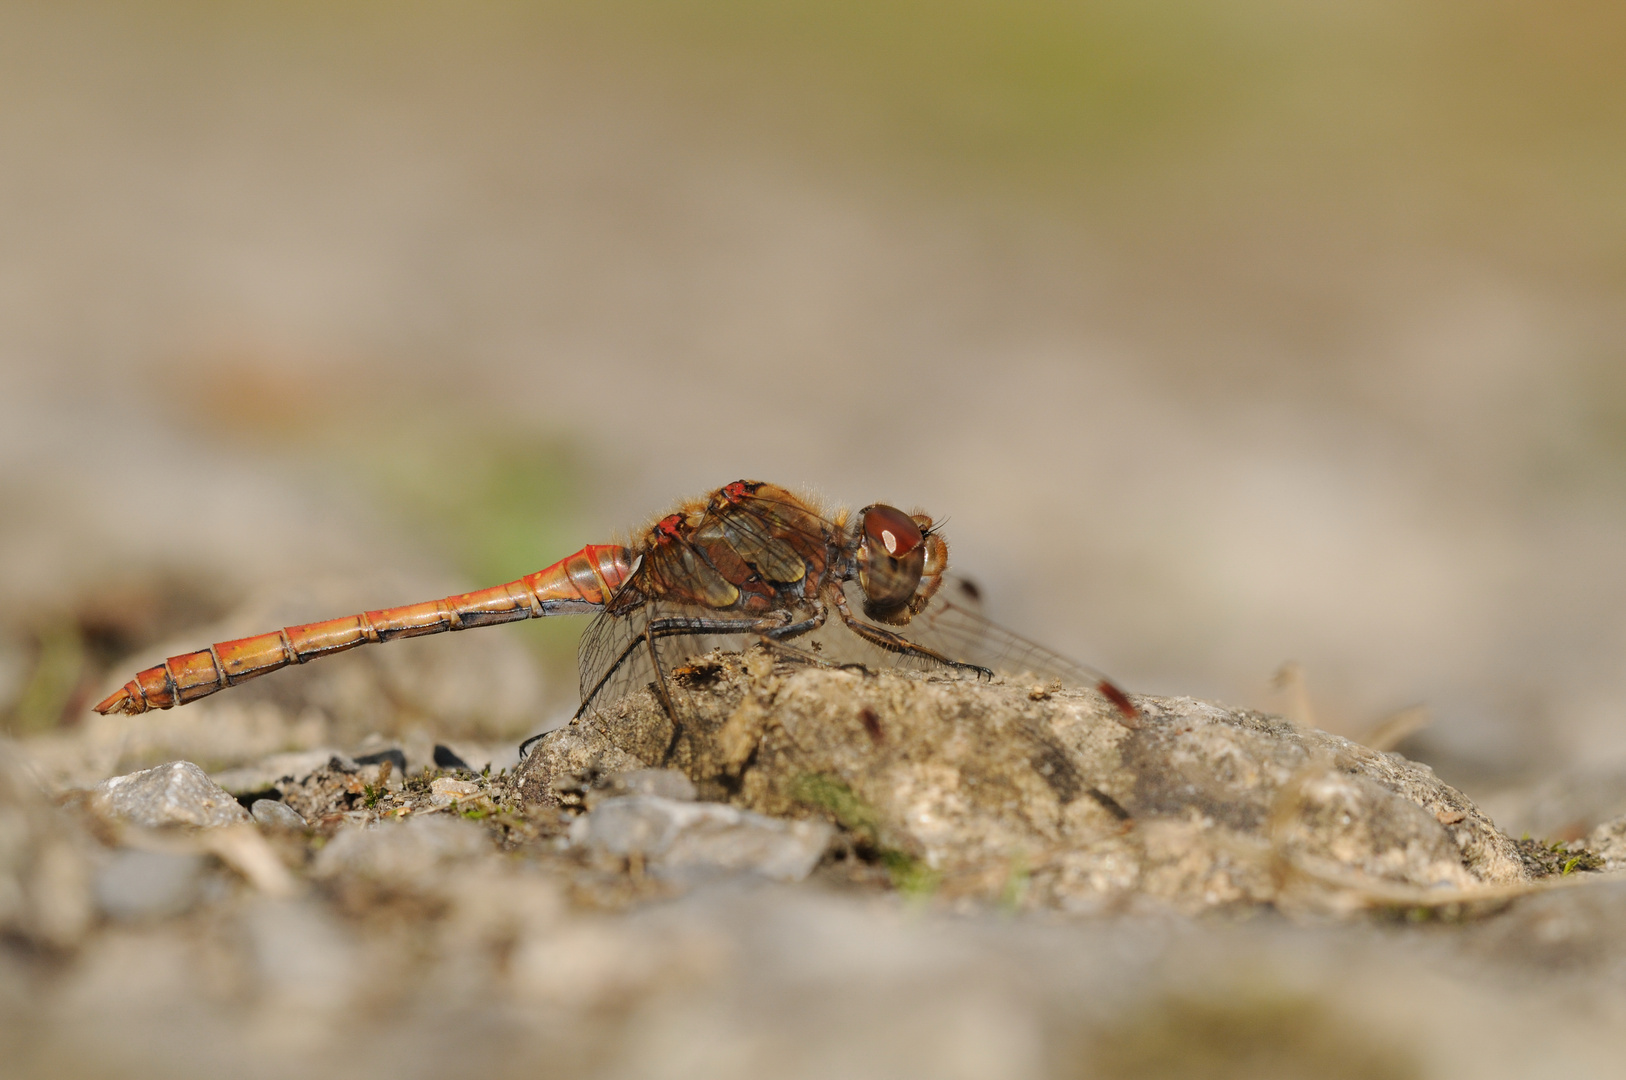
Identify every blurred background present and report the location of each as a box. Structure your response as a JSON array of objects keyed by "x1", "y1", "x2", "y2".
[{"x1": 3, "y1": 0, "x2": 1625, "y2": 796}]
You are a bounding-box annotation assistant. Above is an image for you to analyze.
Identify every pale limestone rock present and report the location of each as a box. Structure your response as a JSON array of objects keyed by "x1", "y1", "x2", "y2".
[
  {"x1": 520, "y1": 650, "x2": 1529, "y2": 913},
  {"x1": 92, "y1": 761, "x2": 252, "y2": 830},
  {"x1": 571, "y1": 794, "x2": 833, "y2": 882}
]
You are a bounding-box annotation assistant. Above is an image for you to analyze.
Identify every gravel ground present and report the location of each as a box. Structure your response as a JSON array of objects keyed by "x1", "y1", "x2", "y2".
[
  {"x1": 6, "y1": 634, "x2": 1626, "y2": 1079},
  {"x1": 6, "y1": 5, "x2": 1626, "y2": 1076}
]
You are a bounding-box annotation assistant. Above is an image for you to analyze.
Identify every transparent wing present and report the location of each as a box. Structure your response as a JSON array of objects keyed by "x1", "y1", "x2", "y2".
[
  {"x1": 577, "y1": 594, "x2": 803, "y2": 718},
  {"x1": 806, "y1": 575, "x2": 1136, "y2": 717},
  {"x1": 909, "y1": 579, "x2": 1119, "y2": 687},
  {"x1": 576, "y1": 599, "x2": 651, "y2": 717}
]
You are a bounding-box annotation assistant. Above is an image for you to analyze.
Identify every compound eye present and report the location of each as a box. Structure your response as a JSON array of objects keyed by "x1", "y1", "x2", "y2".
[
  {"x1": 857, "y1": 504, "x2": 926, "y2": 615},
  {"x1": 862, "y1": 504, "x2": 922, "y2": 559}
]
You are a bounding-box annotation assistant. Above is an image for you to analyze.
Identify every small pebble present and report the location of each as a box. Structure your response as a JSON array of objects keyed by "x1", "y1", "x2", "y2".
[
  {"x1": 250, "y1": 799, "x2": 308, "y2": 831},
  {"x1": 573, "y1": 795, "x2": 832, "y2": 882},
  {"x1": 430, "y1": 778, "x2": 482, "y2": 806},
  {"x1": 93, "y1": 762, "x2": 253, "y2": 829},
  {"x1": 312, "y1": 815, "x2": 490, "y2": 883}
]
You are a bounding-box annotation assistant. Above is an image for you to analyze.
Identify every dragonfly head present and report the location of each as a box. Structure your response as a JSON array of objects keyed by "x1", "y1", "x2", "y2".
[{"x1": 855, "y1": 504, "x2": 948, "y2": 625}]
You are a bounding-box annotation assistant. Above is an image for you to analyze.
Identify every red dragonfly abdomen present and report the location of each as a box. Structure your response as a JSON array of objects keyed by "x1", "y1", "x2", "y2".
[{"x1": 93, "y1": 544, "x2": 634, "y2": 715}]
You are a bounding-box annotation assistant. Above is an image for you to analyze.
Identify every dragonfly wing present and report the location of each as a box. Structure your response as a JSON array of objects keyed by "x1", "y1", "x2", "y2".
[
  {"x1": 808, "y1": 577, "x2": 1136, "y2": 718},
  {"x1": 577, "y1": 596, "x2": 793, "y2": 718},
  {"x1": 709, "y1": 504, "x2": 808, "y2": 584},
  {"x1": 577, "y1": 601, "x2": 658, "y2": 718},
  {"x1": 907, "y1": 597, "x2": 1104, "y2": 686},
  {"x1": 906, "y1": 589, "x2": 1136, "y2": 716}
]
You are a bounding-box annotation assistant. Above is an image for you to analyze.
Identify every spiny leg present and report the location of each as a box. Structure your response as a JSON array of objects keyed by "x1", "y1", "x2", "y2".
[
  {"x1": 644, "y1": 607, "x2": 826, "y2": 766},
  {"x1": 750, "y1": 600, "x2": 867, "y2": 673},
  {"x1": 762, "y1": 597, "x2": 825, "y2": 641},
  {"x1": 828, "y1": 585, "x2": 994, "y2": 679},
  {"x1": 523, "y1": 611, "x2": 824, "y2": 759},
  {"x1": 753, "y1": 638, "x2": 871, "y2": 675},
  {"x1": 652, "y1": 603, "x2": 846, "y2": 673},
  {"x1": 642, "y1": 610, "x2": 796, "y2": 637},
  {"x1": 644, "y1": 600, "x2": 687, "y2": 766}
]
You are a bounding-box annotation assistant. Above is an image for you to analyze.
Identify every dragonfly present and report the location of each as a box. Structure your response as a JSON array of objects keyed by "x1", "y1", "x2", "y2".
[{"x1": 94, "y1": 481, "x2": 1137, "y2": 742}]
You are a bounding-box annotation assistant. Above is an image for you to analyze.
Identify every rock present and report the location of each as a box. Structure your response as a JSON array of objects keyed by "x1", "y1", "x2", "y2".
[
  {"x1": 92, "y1": 761, "x2": 252, "y2": 829},
  {"x1": 511, "y1": 913, "x2": 729, "y2": 1010},
  {"x1": 310, "y1": 815, "x2": 491, "y2": 887},
  {"x1": 0, "y1": 744, "x2": 95, "y2": 947},
  {"x1": 520, "y1": 721, "x2": 645, "y2": 799},
  {"x1": 571, "y1": 795, "x2": 833, "y2": 883},
  {"x1": 429, "y1": 777, "x2": 482, "y2": 806},
  {"x1": 591, "y1": 768, "x2": 699, "y2": 805},
  {"x1": 1466, "y1": 877, "x2": 1626, "y2": 972},
  {"x1": 250, "y1": 799, "x2": 308, "y2": 831},
  {"x1": 1588, "y1": 814, "x2": 1626, "y2": 871},
  {"x1": 519, "y1": 650, "x2": 1531, "y2": 913},
  {"x1": 433, "y1": 744, "x2": 475, "y2": 771},
  {"x1": 93, "y1": 849, "x2": 203, "y2": 921}
]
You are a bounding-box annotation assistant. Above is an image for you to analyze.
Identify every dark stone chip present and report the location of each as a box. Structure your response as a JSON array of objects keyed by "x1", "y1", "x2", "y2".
[
  {"x1": 354, "y1": 748, "x2": 408, "y2": 775},
  {"x1": 433, "y1": 744, "x2": 474, "y2": 772}
]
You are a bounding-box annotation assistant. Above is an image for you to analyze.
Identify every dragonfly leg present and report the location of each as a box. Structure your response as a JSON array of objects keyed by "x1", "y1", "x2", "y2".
[
  {"x1": 827, "y1": 585, "x2": 994, "y2": 680},
  {"x1": 749, "y1": 601, "x2": 868, "y2": 672},
  {"x1": 529, "y1": 619, "x2": 692, "y2": 762},
  {"x1": 643, "y1": 601, "x2": 689, "y2": 767},
  {"x1": 643, "y1": 612, "x2": 798, "y2": 637},
  {"x1": 752, "y1": 638, "x2": 869, "y2": 675},
  {"x1": 761, "y1": 597, "x2": 826, "y2": 641},
  {"x1": 545, "y1": 611, "x2": 819, "y2": 760},
  {"x1": 570, "y1": 615, "x2": 793, "y2": 723},
  {"x1": 646, "y1": 607, "x2": 832, "y2": 672}
]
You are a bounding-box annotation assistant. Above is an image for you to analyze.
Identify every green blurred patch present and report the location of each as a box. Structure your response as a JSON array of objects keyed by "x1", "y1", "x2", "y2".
[
  {"x1": 149, "y1": 352, "x2": 598, "y2": 700},
  {"x1": 538, "y1": 0, "x2": 1626, "y2": 257},
  {"x1": 789, "y1": 772, "x2": 940, "y2": 896},
  {"x1": 999, "y1": 851, "x2": 1032, "y2": 912},
  {"x1": 544, "y1": 0, "x2": 1278, "y2": 198},
  {"x1": 789, "y1": 772, "x2": 883, "y2": 841},
  {"x1": 125, "y1": 0, "x2": 1626, "y2": 265},
  {"x1": 6, "y1": 622, "x2": 87, "y2": 736},
  {"x1": 352, "y1": 430, "x2": 592, "y2": 691},
  {"x1": 1074, "y1": 990, "x2": 1420, "y2": 1080},
  {"x1": 3, "y1": 576, "x2": 237, "y2": 736}
]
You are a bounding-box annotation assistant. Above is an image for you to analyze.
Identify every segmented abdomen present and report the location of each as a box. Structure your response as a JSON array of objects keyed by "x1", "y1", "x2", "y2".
[{"x1": 93, "y1": 544, "x2": 634, "y2": 715}]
